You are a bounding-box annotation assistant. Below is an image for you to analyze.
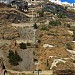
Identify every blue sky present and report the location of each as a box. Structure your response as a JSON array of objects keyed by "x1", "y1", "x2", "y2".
[{"x1": 61, "y1": 0, "x2": 75, "y2": 3}]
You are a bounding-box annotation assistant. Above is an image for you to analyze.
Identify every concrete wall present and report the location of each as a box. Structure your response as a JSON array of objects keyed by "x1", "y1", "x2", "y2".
[{"x1": 6, "y1": 70, "x2": 53, "y2": 75}]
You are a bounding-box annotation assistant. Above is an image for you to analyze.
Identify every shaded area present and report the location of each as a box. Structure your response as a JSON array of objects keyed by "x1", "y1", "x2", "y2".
[{"x1": 55, "y1": 70, "x2": 75, "y2": 75}]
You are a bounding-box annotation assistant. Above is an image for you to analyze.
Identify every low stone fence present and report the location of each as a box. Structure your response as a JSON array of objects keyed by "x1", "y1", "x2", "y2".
[{"x1": 6, "y1": 70, "x2": 53, "y2": 75}]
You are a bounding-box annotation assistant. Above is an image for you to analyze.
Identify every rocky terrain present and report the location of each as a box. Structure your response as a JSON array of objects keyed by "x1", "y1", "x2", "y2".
[{"x1": 0, "y1": 1, "x2": 75, "y2": 75}]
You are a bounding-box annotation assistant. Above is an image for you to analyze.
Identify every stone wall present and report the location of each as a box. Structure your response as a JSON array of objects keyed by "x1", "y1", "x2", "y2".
[{"x1": 6, "y1": 70, "x2": 53, "y2": 75}]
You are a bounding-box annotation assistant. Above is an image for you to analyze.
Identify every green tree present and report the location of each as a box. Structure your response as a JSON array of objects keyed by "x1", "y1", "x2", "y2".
[
  {"x1": 20, "y1": 43, "x2": 27, "y2": 49},
  {"x1": 8, "y1": 50, "x2": 22, "y2": 66}
]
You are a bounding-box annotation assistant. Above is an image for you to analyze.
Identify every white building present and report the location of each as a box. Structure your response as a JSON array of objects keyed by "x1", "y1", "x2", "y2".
[{"x1": 49, "y1": 0, "x2": 62, "y2": 5}]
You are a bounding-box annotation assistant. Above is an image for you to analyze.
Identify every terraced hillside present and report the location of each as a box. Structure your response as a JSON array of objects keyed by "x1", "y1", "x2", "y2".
[{"x1": 0, "y1": 1, "x2": 75, "y2": 75}]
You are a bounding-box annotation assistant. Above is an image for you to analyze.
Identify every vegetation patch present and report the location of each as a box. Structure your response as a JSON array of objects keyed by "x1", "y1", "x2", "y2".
[
  {"x1": 73, "y1": 31, "x2": 75, "y2": 41},
  {"x1": 40, "y1": 25, "x2": 49, "y2": 31},
  {"x1": 8, "y1": 50, "x2": 22, "y2": 66},
  {"x1": 20, "y1": 43, "x2": 27, "y2": 49},
  {"x1": 33, "y1": 23, "x2": 38, "y2": 29},
  {"x1": 73, "y1": 60, "x2": 75, "y2": 63},
  {"x1": 38, "y1": 9, "x2": 44, "y2": 17},
  {"x1": 57, "y1": 13, "x2": 67, "y2": 18},
  {"x1": 66, "y1": 43, "x2": 73, "y2": 50},
  {"x1": 49, "y1": 20, "x2": 61, "y2": 26}
]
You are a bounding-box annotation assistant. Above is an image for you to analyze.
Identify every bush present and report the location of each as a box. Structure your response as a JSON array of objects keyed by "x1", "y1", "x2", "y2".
[
  {"x1": 8, "y1": 50, "x2": 22, "y2": 66},
  {"x1": 57, "y1": 13, "x2": 67, "y2": 18},
  {"x1": 37, "y1": 39, "x2": 41, "y2": 43},
  {"x1": 41, "y1": 26, "x2": 49, "y2": 31},
  {"x1": 73, "y1": 31, "x2": 75, "y2": 41},
  {"x1": 49, "y1": 20, "x2": 61, "y2": 26},
  {"x1": 66, "y1": 43, "x2": 73, "y2": 50},
  {"x1": 73, "y1": 60, "x2": 75, "y2": 63},
  {"x1": 20, "y1": 43, "x2": 27, "y2": 49},
  {"x1": 64, "y1": 6, "x2": 68, "y2": 10},
  {"x1": 33, "y1": 23, "x2": 38, "y2": 29},
  {"x1": 38, "y1": 9, "x2": 44, "y2": 17},
  {"x1": 33, "y1": 51, "x2": 35, "y2": 55},
  {"x1": 66, "y1": 24, "x2": 71, "y2": 28}
]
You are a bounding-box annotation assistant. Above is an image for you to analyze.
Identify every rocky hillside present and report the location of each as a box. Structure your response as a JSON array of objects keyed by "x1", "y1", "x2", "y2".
[
  {"x1": 0, "y1": 1, "x2": 75, "y2": 73},
  {"x1": 0, "y1": 8, "x2": 30, "y2": 23}
]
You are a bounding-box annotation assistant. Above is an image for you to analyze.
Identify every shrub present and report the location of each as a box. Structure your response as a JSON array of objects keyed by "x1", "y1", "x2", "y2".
[
  {"x1": 41, "y1": 26, "x2": 49, "y2": 31},
  {"x1": 57, "y1": 13, "x2": 67, "y2": 18},
  {"x1": 65, "y1": 24, "x2": 71, "y2": 28},
  {"x1": 20, "y1": 43, "x2": 27, "y2": 49},
  {"x1": 38, "y1": 9, "x2": 44, "y2": 17},
  {"x1": 49, "y1": 20, "x2": 61, "y2": 26},
  {"x1": 66, "y1": 43, "x2": 73, "y2": 50},
  {"x1": 8, "y1": 50, "x2": 22, "y2": 66},
  {"x1": 64, "y1": 6, "x2": 68, "y2": 10},
  {"x1": 73, "y1": 60, "x2": 75, "y2": 63},
  {"x1": 33, "y1": 23, "x2": 38, "y2": 29},
  {"x1": 33, "y1": 51, "x2": 35, "y2": 55},
  {"x1": 73, "y1": 31, "x2": 75, "y2": 41},
  {"x1": 46, "y1": 59, "x2": 49, "y2": 67},
  {"x1": 37, "y1": 39, "x2": 41, "y2": 43}
]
